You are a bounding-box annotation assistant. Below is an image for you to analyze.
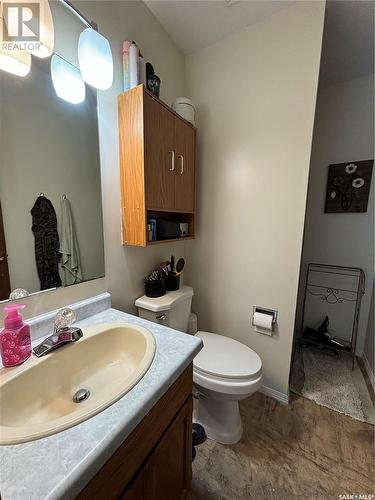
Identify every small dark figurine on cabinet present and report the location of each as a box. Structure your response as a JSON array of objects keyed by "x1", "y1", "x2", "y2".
[{"x1": 146, "y1": 62, "x2": 161, "y2": 97}]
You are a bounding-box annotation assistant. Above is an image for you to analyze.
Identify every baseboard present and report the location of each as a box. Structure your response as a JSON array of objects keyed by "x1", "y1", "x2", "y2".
[
  {"x1": 259, "y1": 385, "x2": 289, "y2": 405},
  {"x1": 362, "y1": 353, "x2": 375, "y2": 392}
]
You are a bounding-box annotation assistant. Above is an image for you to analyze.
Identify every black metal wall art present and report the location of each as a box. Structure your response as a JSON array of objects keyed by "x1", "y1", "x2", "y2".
[{"x1": 325, "y1": 159, "x2": 373, "y2": 213}]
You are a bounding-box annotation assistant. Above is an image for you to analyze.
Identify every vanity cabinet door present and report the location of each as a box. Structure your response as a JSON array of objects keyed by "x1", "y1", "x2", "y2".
[
  {"x1": 121, "y1": 396, "x2": 193, "y2": 500},
  {"x1": 145, "y1": 396, "x2": 192, "y2": 500},
  {"x1": 144, "y1": 92, "x2": 175, "y2": 211},
  {"x1": 174, "y1": 118, "x2": 196, "y2": 213}
]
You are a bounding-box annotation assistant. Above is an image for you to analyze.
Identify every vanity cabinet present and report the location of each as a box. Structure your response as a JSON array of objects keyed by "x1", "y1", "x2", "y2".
[
  {"x1": 77, "y1": 365, "x2": 193, "y2": 500},
  {"x1": 118, "y1": 85, "x2": 196, "y2": 246}
]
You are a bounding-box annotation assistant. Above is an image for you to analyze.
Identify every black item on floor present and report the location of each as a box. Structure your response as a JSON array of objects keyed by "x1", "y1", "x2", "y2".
[
  {"x1": 166, "y1": 273, "x2": 180, "y2": 291},
  {"x1": 318, "y1": 315, "x2": 329, "y2": 334},
  {"x1": 156, "y1": 218, "x2": 181, "y2": 240},
  {"x1": 144, "y1": 269, "x2": 166, "y2": 297},
  {"x1": 192, "y1": 423, "x2": 206, "y2": 446},
  {"x1": 302, "y1": 316, "x2": 350, "y2": 352}
]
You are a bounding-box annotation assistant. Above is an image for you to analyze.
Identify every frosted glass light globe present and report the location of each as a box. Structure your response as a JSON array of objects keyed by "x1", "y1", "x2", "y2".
[
  {"x1": 51, "y1": 54, "x2": 86, "y2": 104},
  {"x1": 0, "y1": 48, "x2": 31, "y2": 77},
  {"x1": 78, "y1": 28, "x2": 113, "y2": 90}
]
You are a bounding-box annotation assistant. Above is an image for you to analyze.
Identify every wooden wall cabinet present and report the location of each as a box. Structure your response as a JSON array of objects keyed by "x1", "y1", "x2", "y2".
[
  {"x1": 118, "y1": 85, "x2": 196, "y2": 246},
  {"x1": 78, "y1": 365, "x2": 193, "y2": 500}
]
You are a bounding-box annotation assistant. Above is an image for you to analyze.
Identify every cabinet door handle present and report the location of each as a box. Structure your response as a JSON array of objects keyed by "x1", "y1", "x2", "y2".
[
  {"x1": 178, "y1": 154, "x2": 184, "y2": 175},
  {"x1": 168, "y1": 150, "x2": 175, "y2": 171}
]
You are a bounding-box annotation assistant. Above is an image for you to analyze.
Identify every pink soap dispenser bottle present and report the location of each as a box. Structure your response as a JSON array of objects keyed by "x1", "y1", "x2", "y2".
[{"x1": 0, "y1": 304, "x2": 31, "y2": 367}]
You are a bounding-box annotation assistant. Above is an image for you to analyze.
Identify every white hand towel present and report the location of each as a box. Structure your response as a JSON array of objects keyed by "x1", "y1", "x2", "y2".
[{"x1": 59, "y1": 197, "x2": 82, "y2": 286}]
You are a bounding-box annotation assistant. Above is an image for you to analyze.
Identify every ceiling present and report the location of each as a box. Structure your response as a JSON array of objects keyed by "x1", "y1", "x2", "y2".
[
  {"x1": 146, "y1": 0, "x2": 374, "y2": 85},
  {"x1": 319, "y1": 0, "x2": 374, "y2": 85},
  {"x1": 145, "y1": 0, "x2": 291, "y2": 55}
]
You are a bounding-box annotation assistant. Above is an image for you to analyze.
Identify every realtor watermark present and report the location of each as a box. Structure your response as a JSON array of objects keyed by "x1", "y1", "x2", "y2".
[
  {"x1": 339, "y1": 495, "x2": 374, "y2": 500},
  {"x1": 1, "y1": 1, "x2": 41, "y2": 52}
]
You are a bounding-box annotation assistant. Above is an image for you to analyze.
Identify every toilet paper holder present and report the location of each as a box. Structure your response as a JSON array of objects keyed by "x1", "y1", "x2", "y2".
[{"x1": 252, "y1": 306, "x2": 278, "y2": 328}]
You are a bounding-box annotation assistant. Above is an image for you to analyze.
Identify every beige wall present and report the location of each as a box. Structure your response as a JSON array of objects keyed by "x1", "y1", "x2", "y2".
[
  {"x1": 184, "y1": 2, "x2": 325, "y2": 396},
  {"x1": 0, "y1": 0, "x2": 186, "y2": 318},
  {"x1": 297, "y1": 74, "x2": 374, "y2": 355}
]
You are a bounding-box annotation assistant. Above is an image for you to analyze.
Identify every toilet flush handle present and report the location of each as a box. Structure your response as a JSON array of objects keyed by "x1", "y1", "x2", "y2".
[{"x1": 156, "y1": 314, "x2": 166, "y2": 321}]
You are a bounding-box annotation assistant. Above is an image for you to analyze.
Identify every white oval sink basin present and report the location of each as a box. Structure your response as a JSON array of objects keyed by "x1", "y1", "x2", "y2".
[{"x1": 0, "y1": 323, "x2": 155, "y2": 445}]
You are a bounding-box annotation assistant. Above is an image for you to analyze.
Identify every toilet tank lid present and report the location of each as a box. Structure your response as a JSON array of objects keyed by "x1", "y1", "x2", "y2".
[{"x1": 135, "y1": 286, "x2": 194, "y2": 312}]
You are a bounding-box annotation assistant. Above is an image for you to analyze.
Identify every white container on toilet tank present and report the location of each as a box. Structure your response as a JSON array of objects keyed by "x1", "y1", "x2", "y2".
[{"x1": 135, "y1": 286, "x2": 193, "y2": 332}]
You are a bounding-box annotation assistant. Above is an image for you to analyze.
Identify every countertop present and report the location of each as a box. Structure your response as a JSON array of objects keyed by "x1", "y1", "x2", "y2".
[{"x1": 0, "y1": 307, "x2": 202, "y2": 500}]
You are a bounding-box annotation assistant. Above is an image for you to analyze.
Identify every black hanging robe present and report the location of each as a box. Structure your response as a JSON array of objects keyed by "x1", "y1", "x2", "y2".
[{"x1": 31, "y1": 196, "x2": 62, "y2": 290}]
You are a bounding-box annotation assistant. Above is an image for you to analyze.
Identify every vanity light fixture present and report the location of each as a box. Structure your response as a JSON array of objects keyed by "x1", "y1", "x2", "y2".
[
  {"x1": 51, "y1": 54, "x2": 85, "y2": 104},
  {"x1": 78, "y1": 28, "x2": 113, "y2": 90},
  {"x1": 0, "y1": 0, "x2": 113, "y2": 95}
]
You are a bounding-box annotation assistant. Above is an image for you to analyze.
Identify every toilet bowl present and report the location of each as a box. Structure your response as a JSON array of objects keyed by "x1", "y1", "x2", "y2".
[
  {"x1": 135, "y1": 286, "x2": 263, "y2": 444},
  {"x1": 193, "y1": 331, "x2": 262, "y2": 444}
]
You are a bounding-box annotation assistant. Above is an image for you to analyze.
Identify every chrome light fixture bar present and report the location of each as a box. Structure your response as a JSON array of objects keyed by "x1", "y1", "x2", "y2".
[{"x1": 58, "y1": 0, "x2": 98, "y2": 31}]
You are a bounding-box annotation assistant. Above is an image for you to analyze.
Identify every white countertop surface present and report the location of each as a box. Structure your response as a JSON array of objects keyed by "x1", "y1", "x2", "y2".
[{"x1": 0, "y1": 307, "x2": 202, "y2": 500}]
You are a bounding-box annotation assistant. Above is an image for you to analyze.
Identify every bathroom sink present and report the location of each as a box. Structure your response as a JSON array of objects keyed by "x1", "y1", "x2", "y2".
[{"x1": 0, "y1": 323, "x2": 155, "y2": 445}]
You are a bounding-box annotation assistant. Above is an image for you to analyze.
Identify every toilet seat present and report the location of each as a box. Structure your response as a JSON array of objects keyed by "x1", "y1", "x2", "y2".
[
  {"x1": 193, "y1": 331, "x2": 263, "y2": 396},
  {"x1": 194, "y1": 331, "x2": 262, "y2": 380}
]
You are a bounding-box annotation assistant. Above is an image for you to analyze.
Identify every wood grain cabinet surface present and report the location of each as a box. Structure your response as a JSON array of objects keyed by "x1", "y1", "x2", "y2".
[
  {"x1": 77, "y1": 365, "x2": 193, "y2": 500},
  {"x1": 118, "y1": 85, "x2": 197, "y2": 246}
]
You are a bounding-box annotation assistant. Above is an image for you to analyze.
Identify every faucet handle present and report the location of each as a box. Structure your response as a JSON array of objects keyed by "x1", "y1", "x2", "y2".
[{"x1": 54, "y1": 307, "x2": 76, "y2": 332}]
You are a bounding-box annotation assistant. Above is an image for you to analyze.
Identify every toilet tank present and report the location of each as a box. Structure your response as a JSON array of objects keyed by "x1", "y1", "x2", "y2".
[{"x1": 135, "y1": 286, "x2": 193, "y2": 333}]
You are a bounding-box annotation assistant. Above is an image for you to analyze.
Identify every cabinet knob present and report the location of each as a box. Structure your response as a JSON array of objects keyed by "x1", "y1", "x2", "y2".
[{"x1": 168, "y1": 151, "x2": 175, "y2": 172}]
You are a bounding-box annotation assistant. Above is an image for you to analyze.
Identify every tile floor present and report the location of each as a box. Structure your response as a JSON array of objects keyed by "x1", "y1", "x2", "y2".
[{"x1": 189, "y1": 392, "x2": 375, "y2": 500}]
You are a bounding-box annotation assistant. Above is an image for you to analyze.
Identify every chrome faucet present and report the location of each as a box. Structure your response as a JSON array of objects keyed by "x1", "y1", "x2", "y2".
[{"x1": 33, "y1": 308, "x2": 83, "y2": 358}]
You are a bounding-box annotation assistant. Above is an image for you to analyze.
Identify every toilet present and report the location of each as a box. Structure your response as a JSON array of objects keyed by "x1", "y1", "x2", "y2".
[{"x1": 135, "y1": 286, "x2": 263, "y2": 444}]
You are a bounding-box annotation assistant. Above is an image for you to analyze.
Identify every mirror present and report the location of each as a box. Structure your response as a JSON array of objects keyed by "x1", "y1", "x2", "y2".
[{"x1": 0, "y1": 55, "x2": 105, "y2": 302}]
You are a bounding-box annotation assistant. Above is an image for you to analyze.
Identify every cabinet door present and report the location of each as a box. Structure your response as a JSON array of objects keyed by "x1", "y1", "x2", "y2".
[
  {"x1": 145, "y1": 397, "x2": 193, "y2": 500},
  {"x1": 174, "y1": 118, "x2": 196, "y2": 213},
  {"x1": 121, "y1": 397, "x2": 193, "y2": 500},
  {"x1": 144, "y1": 93, "x2": 175, "y2": 211}
]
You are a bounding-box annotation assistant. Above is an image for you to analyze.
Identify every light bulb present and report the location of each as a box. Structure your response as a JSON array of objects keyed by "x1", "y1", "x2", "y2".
[
  {"x1": 51, "y1": 54, "x2": 85, "y2": 104},
  {"x1": 0, "y1": 48, "x2": 31, "y2": 77},
  {"x1": 78, "y1": 28, "x2": 113, "y2": 90}
]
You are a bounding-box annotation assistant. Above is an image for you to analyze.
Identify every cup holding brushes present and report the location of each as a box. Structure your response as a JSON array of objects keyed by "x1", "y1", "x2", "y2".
[
  {"x1": 144, "y1": 268, "x2": 166, "y2": 297},
  {"x1": 165, "y1": 256, "x2": 185, "y2": 291}
]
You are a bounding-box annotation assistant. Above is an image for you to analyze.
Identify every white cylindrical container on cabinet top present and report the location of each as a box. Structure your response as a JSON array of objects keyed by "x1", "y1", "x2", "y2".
[
  {"x1": 172, "y1": 97, "x2": 195, "y2": 125},
  {"x1": 129, "y1": 41, "x2": 139, "y2": 88}
]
